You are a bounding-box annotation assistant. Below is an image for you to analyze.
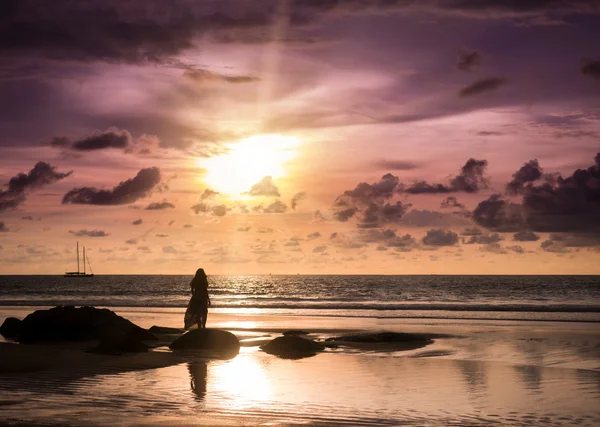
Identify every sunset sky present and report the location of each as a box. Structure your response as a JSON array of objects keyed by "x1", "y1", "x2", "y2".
[{"x1": 1, "y1": 0, "x2": 600, "y2": 274}]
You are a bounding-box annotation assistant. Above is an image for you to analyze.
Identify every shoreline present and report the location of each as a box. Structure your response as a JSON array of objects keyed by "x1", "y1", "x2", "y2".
[{"x1": 2, "y1": 306, "x2": 599, "y2": 427}]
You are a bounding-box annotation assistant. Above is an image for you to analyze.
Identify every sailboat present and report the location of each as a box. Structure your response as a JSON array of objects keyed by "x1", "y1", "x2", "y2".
[{"x1": 64, "y1": 241, "x2": 94, "y2": 277}]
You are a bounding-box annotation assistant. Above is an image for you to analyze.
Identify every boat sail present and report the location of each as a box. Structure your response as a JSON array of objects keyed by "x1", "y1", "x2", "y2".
[{"x1": 64, "y1": 241, "x2": 94, "y2": 277}]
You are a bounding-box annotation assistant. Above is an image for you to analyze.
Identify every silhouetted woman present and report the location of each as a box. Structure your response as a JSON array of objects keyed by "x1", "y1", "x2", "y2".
[{"x1": 184, "y1": 268, "x2": 211, "y2": 329}]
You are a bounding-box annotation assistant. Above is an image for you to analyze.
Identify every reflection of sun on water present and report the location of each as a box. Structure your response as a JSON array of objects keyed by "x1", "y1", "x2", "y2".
[
  {"x1": 213, "y1": 354, "x2": 271, "y2": 405},
  {"x1": 198, "y1": 134, "x2": 301, "y2": 196}
]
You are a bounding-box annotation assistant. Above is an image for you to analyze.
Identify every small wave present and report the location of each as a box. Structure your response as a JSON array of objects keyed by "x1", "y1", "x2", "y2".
[{"x1": 0, "y1": 299, "x2": 599, "y2": 313}]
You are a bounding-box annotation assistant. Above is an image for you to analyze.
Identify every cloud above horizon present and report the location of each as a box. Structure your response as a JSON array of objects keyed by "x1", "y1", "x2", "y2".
[{"x1": 62, "y1": 167, "x2": 161, "y2": 206}]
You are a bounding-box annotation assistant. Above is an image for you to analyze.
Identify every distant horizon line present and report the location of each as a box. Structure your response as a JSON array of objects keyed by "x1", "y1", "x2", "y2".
[{"x1": 1, "y1": 273, "x2": 599, "y2": 277}]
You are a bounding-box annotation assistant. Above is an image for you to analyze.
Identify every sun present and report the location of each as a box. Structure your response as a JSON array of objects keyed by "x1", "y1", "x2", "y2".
[{"x1": 198, "y1": 134, "x2": 301, "y2": 196}]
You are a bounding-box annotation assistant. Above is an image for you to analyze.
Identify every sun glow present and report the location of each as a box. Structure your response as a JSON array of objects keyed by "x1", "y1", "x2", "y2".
[
  {"x1": 212, "y1": 353, "x2": 271, "y2": 405},
  {"x1": 198, "y1": 134, "x2": 301, "y2": 196}
]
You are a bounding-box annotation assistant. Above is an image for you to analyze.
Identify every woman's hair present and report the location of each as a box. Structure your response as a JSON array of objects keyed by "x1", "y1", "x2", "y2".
[{"x1": 194, "y1": 268, "x2": 206, "y2": 279}]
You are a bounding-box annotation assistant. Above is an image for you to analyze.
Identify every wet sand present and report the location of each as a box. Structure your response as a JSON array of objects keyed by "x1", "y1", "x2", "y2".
[{"x1": 1, "y1": 306, "x2": 600, "y2": 426}]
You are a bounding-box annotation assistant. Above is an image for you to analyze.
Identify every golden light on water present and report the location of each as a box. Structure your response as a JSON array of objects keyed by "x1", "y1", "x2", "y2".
[
  {"x1": 198, "y1": 134, "x2": 301, "y2": 196},
  {"x1": 213, "y1": 354, "x2": 271, "y2": 405}
]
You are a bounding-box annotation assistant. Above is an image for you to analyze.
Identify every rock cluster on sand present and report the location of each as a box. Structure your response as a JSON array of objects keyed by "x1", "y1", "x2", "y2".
[
  {"x1": 169, "y1": 328, "x2": 240, "y2": 359},
  {"x1": 261, "y1": 335, "x2": 326, "y2": 359},
  {"x1": 0, "y1": 306, "x2": 157, "y2": 354}
]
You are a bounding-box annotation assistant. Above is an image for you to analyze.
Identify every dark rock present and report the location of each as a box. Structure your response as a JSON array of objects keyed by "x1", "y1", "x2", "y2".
[
  {"x1": 261, "y1": 335, "x2": 326, "y2": 359},
  {"x1": 149, "y1": 326, "x2": 184, "y2": 335},
  {"x1": 169, "y1": 329, "x2": 240, "y2": 359},
  {"x1": 88, "y1": 329, "x2": 149, "y2": 355},
  {"x1": 326, "y1": 332, "x2": 433, "y2": 344},
  {"x1": 16, "y1": 306, "x2": 157, "y2": 344},
  {"x1": 0, "y1": 317, "x2": 22, "y2": 340},
  {"x1": 282, "y1": 330, "x2": 310, "y2": 336}
]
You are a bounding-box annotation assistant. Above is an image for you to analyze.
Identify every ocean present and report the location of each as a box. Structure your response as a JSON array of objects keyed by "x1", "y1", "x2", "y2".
[
  {"x1": 1, "y1": 275, "x2": 600, "y2": 426},
  {"x1": 1, "y1": 274, "x2": 600, "y2": 321}
]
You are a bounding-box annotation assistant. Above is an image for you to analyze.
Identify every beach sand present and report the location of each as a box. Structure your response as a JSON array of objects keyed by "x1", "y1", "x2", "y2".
[{"x1": 1, "y1": 306, "x2": 599, "y2": 426}]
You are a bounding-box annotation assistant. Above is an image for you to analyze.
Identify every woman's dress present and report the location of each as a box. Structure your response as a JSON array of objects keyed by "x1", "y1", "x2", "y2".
[{"x1": 184, "y1": 287, "x2": 208, "y2": 329}]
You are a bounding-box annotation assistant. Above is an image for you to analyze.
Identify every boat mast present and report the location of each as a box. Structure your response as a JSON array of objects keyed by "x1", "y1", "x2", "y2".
[
  {"x1": 83, "y1": 246, "x2": 86, "y2": 275},
  {"x1": 77, "y1": 241, "x2": 80, "y2": 274}
]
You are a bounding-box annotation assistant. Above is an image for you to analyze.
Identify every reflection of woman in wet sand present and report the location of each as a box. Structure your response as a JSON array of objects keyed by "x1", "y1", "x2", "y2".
[
  {"x1": 188, "y1": 362, "x2": 208, "y2": 400},
  {"x1": 184, "y1": 268, "x2": 211, "y2": 329}
]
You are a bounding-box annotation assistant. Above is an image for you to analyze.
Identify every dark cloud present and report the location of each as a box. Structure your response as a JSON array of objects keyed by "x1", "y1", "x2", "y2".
[
  {"x1": 464, "y1": 233, "x2": 503, "y2": 244},
  {"x1": 212, "y1": 204, "x2": 228, "y2": 217},
  {"x1": 441, "y1": 196, "x2": 465, "y2": 209},
  {"x1": 296, "y1": 0, "x2": 600, "y2": 21},
  {"x1": 0, "y1": 161, "x2": 72, "y2": 212},
  {"x1": 373, "y1": 160, "x2": 419, "y2": 171},
  {"x1": 472, "y1": 194, "x2": 525, "y2": 231},
  {"x1": 334, "y1": 207, "x2": 358, "y2": 222},
  {"x1": 521, "y1": 152, "x2": 600, "y2": 232},
  {"x1": 21, "y1": 216, "x2": 34, "y2": 220},
  {"x1": 508, "y1": 245, "x2": 525, "y2": 254},
  {"x1": 540, "y1": 239, "x2": 570, "y2": 253},
  {"x1": 291, "y1": 192, "x2": 307, "y2": 210},
  {"x1": 191, "y1": 202, "x2": 229, "y2": 216},
  {"x1": 338, "y1": 173, "x2": 400, "y2": 204},
  {"x1": 62, "y1": 167, "x2": 161, "y2": 205},
  {"x1": 422, "y1": 229, "x2": 459, "y2": 246},
  {"x1": 156, "y1": 234, "x2": 169, "y2": 238},
  {"x1": 145, "y1": 201, "x2": 175, "y2": 210},
  {"x1": 461, "y1": 227, "x2": 483, "y2": 236},
  {"x1": 184, "y1": 69, "x2": 260, "y2": 84},
  {"x1": 358, "y1": 228, "x2": 417, "y2": 251},
  {"x1": 261, "y1": 200, "x2": 288, "y2": 214},
  {"x1": 581, "y1": 59, "x2": 600, "y2": 81},
  {"x1": 333, "y1": 173, "x2": 411, "y2": 227},
  {"x1": 313, "y1": 245, "x2": 327, "y2": 253},
  {"x1": 51, "y1": 129, "x2": 132, "y2": 152},
  {"x1": 548, "y1": 233, "x2": 600, "y2": 247},
  {"x1": 1, "y1": 0, "x2": 596, "y2": 71},
  {"x1": 459, "y1": 77, "x2": 506, "y2": 97},
  {"x1": 200, "y1": 189, "x2": 219, "y2": 200},
  {"x1": 257, "y1": 227, "x2": 274, "y2": 233},
  {"x1": 68, "y1": 229, "x2": 109, "y2": 237},
  {"x1": 474, "y1": 153, "x2": 600, "y2": 233},
  {"x1": 513, "y1": 230, "x2": 540, "y2": 241},
  {"x1": 505, "y1": 159, "x2": 543, "y2": 195},
  {"x1": 132, "y1": 218, "x2": 143, "y2": 225},
  {"x1": 0, "y1": 0, "x2": 306, "y2": 64},
  {"x1": 358, "y1": 201, "x2": 411, "y2": 229},
  {"x1": 125, "y1": 238, "x2": 138, "y2": 245},
  {"x1": 236, "y1": 226, "x2": 251, "y2": 232},
  {"x1": 400, "y1": 209, "x2": 470, "y2": 228},
  {"x1": 457, "y1": 50, "x2": 481, "y2": 72},
  {"x1": 307, "y1": 232, "x2": 321, "y2": 240},
  {"x1": 247, "y1": 176, "x2": 280, "y2": 197},
  {"x1": 0, "y1": 222, "x2": 8, "y2": 232},
  {"x1": 403, "y1": 158, "x2": 489, "y2": 194}
]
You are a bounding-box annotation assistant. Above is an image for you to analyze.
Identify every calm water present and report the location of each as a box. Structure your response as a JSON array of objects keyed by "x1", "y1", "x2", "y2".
[
  {"x1": 1, "y1": 314, "x2": 599, "y2": 427},
  {"x1": 1, "y1": 275, "x2": 600, "y2": 321},
  {"x1": 1, "y1": 276, "x2": 600, "y2": 426}
]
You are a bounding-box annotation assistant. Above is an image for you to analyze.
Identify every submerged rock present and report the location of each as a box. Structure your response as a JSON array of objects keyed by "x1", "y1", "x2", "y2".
[
  {"x1": 326, "y1": 331, "x2": 435, "y2": 352},
  {"x1": 327, "y1": 332, "x2": 434, "y2": 344},
  {"x1": 0, "y1": 317, "x2": 22, "y2": 340},
  {"x1": 15, "y1": 306, "x2": 157, "y2": 344},
  {"x1": 169, "y1": 329, "x2": 240, "y2": 359},
  {"x1": 261, "y1": 335, "x2": 326, "y2": 359}
]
